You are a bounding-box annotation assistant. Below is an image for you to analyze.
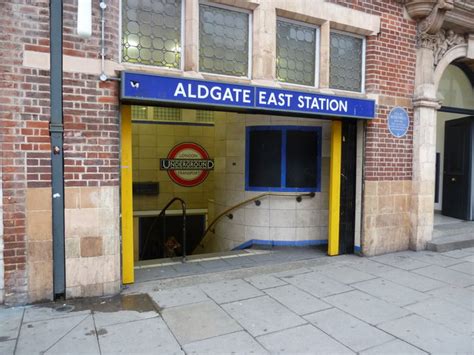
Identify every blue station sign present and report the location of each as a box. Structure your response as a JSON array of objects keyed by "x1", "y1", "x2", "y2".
[{"x1": 121, "y1": 72, "x2": 376, "y2": 120}]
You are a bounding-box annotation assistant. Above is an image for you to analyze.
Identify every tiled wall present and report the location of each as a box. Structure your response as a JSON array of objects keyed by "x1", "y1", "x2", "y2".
[
  {"x1": 197, "y1": 112, "x2": 332, "y2": 253},
  {"x1": 132, "y1": 122, "x2": 215, "y2": 211}
]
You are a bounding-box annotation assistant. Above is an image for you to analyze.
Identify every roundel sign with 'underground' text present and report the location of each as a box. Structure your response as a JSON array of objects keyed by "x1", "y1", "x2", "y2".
[{"x1": 160, "y1": 143, "x2": 214, "y2": 187}]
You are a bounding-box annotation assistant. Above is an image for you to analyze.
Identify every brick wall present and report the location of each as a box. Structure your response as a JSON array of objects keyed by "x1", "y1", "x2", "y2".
[
  {"x1": 0, "y1": 0, "x2": 120, "y2": 304},
  {"x1": 329, "y1": 0, "x2": 417, "y2": 181}
]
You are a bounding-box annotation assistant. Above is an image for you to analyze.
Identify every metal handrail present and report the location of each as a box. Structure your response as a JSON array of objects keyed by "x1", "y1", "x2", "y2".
[
  {"x1": 140, "y1": 197, "x2": 187, "y2": 262},
  {"x1": 201, "y1": 192, "x2": 315, "y2": 244}
]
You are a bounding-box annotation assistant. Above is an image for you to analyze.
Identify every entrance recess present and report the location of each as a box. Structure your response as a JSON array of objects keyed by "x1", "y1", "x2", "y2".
[
  {"x1": 119, "y1": 72, "x2": 376, "y2": 283},
  {"x1": 442, "y1": 116, "x2": 474, "y2": 220}
]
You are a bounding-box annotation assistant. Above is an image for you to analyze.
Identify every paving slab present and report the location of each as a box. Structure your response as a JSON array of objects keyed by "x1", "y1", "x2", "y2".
[
  {"x1": 23, "y1": 306, "x2": 90, "y2": 323},
  {"x1": 405, "y1": 298, "x2": 474, "y2": 335},
  {"x1": 282, "y1": 271, "x2": 352, "y2": 298},
  {"x1": 199, "y1": 279, "x2": 263, "y2": 304},
  {"x1": 16, "y1": 314, "x2": 89, "y2": 355},
  {"x1": 197, "y1": 258, "x2": 234, "y2": 271},
  {"x1": 257, "y1": 324, "x2": 353, "y2": 354},
  {"x1": 315, "y1": 265, "x2": 376, "y2": 284},
  {"x1": 323, "y1": 290, "x2": 410, "y2": 325},
  {"x1": 413, "y1": 265, "x2": 474, "y2": 287},
  {"x1": 93, "y1": 310, "x2": 158, "y2": 328},
  {"x1": 463, "y1": 255, "x2": 474, "y2": 262},
  {"x1": 381, "y1": 268, "x2": 446, "y2": 292},
  {"x1": 344, "y1": 259, "x2": 398, "y2": 276},
  {"x1": 270, "y1": 267, "x2": 312, "y2": 278},
  {"x1": 98, "y1": 316, "x2": 183, "y2": 354},
  {"x1": 183, "y1": 331, "x2": 268, "y2": 354},
  {"x1": 378, "y1": 314, "x2": 474, "y2": 354},
  {"x1": 161, "y1": 300, "x2": 241, "y2": 344},
  {"x1": 359, "y1": 339, "x2": 428, "y2": 355},
  {"x1": 369, "y1": 253, "x2": 430, "y2": 270},
  {"x1": 351, "y1": 278, "x2": 429, "y2": 306},
  {"x1": 0, "y1": 339, "x2": 16, "y2": 355},
  {"x1": 398, "y1": 251, "x2": 464, "y2": 267},
  {"x1": 264, "y1": 285, "x2": 331, "y2": 315},
  {"x1": 222, "y1": 296, "x2": 306, "y2": 337},
  {"x1": 441, "y1": 250, "x2": 473, "y2": 259},
  {"x1": 305, "y1": 308, "x2": 394, "y2": 352},
  {"x1": 0, "y1": 307, "x2": 24, "y2": 342},
  {"x1": 45, "y1": 315, "x2": 100, "y2": 355},
  {"x1": 245, "y1": 274, "x2": 288, "y2": 289},
  {"x1": 172, "y1": 262, "x2": 207, "y2": 275},
  {"x1": 135, "y1": 265, "x2": 180, "y2": 282},
  {"x1": 428, "y1": 285, "x2": 474, "y2": 310},
  {"x1": 448, "y1": 261, "x2": 474, "y2": 275},
  {"x1": 149, "y1": 286, "x2": 209, "y2": 309}
]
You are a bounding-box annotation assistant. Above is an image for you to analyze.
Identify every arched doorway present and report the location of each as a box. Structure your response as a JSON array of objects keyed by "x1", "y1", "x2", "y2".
[{"x1": 430, "y1": 62, "x2": 474, "y2": 250}]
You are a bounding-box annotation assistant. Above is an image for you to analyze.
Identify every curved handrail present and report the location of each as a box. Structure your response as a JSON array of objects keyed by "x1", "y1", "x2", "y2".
[
  {"x1": 140, "y1": 197, "x2": 187, "y2": 262},
  {"x1": 201, "y1": 192, "x2": 315, "y2": 244}
]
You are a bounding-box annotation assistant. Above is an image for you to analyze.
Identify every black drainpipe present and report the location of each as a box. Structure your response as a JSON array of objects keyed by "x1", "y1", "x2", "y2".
[{"x1": 50, "y1": 0, "x2": 65, "y2": 299}]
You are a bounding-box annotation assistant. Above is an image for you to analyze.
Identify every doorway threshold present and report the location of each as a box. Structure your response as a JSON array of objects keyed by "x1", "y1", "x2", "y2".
[{"x1": 133, "y1": 246, "x2": 327, "y2": 284}]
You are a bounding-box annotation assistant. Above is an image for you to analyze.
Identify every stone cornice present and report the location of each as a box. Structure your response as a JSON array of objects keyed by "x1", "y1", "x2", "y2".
[{"x1": 401, "y1": 0, "x2": 474, "y2": 32}]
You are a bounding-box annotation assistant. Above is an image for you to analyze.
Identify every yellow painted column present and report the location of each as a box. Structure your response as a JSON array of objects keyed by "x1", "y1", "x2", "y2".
[
  {"x1": 121, "y1": 105, "x2": 134, "y2": 283},
  {"x1": 328, "y1": 120, "x2": 342, "y2": 256}
]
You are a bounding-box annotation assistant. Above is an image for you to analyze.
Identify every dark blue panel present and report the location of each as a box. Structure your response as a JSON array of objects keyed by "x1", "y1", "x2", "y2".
[{"x1": 121, "y1": 71, "x2": 376, "y2": 120}]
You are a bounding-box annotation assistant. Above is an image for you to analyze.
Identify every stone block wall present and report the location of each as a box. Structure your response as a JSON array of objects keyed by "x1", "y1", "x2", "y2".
[
  {"x1": 362, "y1": 180, "x2": 412, "y2": 255},
  {"x1": 64, "y1": 186, "x2": 120, "y2": 298}
]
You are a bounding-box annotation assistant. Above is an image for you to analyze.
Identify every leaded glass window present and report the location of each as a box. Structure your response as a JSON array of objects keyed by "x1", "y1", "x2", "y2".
[
  {"x1": 199, "y1": 4, "x2": 249, "y2": 77},
  {"x1": 330, "y1": 31, "x2": 364, "y2": 92},
  {"x1": 122, "y1": 0, "x2": 182, "y2": 68},
  {"x1": 276, "y1": 20, "x2": 317, "y2": 86}
]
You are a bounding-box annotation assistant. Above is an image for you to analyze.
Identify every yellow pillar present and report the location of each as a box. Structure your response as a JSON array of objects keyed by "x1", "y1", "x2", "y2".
[
  {"x1": 328, "y1": 120, "x2": 342, "y2": 256},
  {"x1": 121, "y1": 105, "x2": 134, "y2": 283}
]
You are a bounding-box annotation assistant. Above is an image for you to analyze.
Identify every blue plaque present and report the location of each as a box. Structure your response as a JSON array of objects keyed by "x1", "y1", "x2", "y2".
[
  {"x1": 388, "y1": 107, "x2": 409, "y2": 138},
  {"x1": 121, "y1": 72, "x2": 376, "y2": 120}
]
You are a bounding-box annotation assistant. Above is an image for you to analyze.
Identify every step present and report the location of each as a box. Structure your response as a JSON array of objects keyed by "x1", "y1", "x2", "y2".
[
  {"x1": 433, "y1": 222, "x2": 474, "y2": 238},
  {"x1": 427, "y1": 233, "x2": 474, "y2": 252}
]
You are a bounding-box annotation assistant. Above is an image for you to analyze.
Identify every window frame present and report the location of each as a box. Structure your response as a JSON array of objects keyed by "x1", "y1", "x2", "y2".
[
  {"x1": 245, "y1": 125, "x2": 322, "y2": 193},
  {"x1": 119, "y1": 0, "x2": 186, "y2": 70},
  {"x1": 329, "y1": 29, "x2": 366, "y2": 94},
  {"x1": 198, "y1": 0, "x2": 253, "y2": 79},
  {"x1": 276, "y1": 17, "x2": 320, "y2": 88}
]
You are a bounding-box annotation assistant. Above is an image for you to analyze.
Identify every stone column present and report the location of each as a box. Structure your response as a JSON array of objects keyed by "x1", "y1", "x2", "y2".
[{"x1": 410, "y1": 91, "x2": 439, "y2": 250}]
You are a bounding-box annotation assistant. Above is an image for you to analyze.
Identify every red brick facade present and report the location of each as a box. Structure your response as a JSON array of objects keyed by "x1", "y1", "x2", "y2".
[
  {"x1": 0, "y1": 0, "x2": 121, "y2": 304},
  {"x1": 329, "y1": 0, "x2": 417, "y2": 181}
]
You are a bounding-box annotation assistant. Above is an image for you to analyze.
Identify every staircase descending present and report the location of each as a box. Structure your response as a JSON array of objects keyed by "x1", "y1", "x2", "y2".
[{"x1": 427, "y1": 217, "x2": 474, "y2": 252}]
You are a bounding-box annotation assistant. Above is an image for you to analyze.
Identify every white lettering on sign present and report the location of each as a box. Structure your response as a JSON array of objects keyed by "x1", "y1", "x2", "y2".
[
  {"x1": 297, "y1": 95, "x2": 348, "y2": 113},
  {"x1": 174, "y1": 83, "x2": 252, "y2": 104},
  {"x1": 258, "y1": 91, "x2": 293, "y2": 107}
]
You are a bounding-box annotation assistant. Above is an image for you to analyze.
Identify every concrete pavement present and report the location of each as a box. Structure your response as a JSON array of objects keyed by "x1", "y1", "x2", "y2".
[{"x1": 1, "y1": 248, "x2": 473, "y2": 354}]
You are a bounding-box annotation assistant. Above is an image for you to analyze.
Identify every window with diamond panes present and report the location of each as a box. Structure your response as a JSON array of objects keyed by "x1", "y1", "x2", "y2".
[
  {"x1": 122, "y1": 0, "x2": 182, "y2": 68},
  {"x1": 199, "y1": 4, "x2": 249, "y2": 77},
  {"x1": 276, "y1": 20, "x2": 316, "y2": 86},
  {"x1": 330, "y1": 32, "x2": 364, "y2": 92}
]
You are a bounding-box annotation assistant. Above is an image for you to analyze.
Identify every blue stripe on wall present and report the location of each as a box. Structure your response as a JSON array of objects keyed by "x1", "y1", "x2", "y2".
[{"x1": 233, "y1": 239, "x2": 328, "y2": 250}]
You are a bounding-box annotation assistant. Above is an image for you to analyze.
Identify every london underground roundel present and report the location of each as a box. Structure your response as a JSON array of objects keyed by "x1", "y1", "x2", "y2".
[{"x1": 160, "y1": 142, "x2": 214, "y2": 187}]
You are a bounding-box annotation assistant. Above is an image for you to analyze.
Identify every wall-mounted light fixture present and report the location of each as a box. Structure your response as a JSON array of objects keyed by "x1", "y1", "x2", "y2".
[{"x1": 77, "y1": 0, "x2": 92, "y2": 38}]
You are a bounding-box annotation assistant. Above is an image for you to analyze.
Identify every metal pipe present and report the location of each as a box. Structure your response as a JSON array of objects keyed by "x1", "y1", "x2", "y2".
[
  {"x1": 99, "y1": 1, "x2": 107, "y2": 81},
  {"x1": 50, "y1": 0, "x2": 66, "y2": 298}
]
